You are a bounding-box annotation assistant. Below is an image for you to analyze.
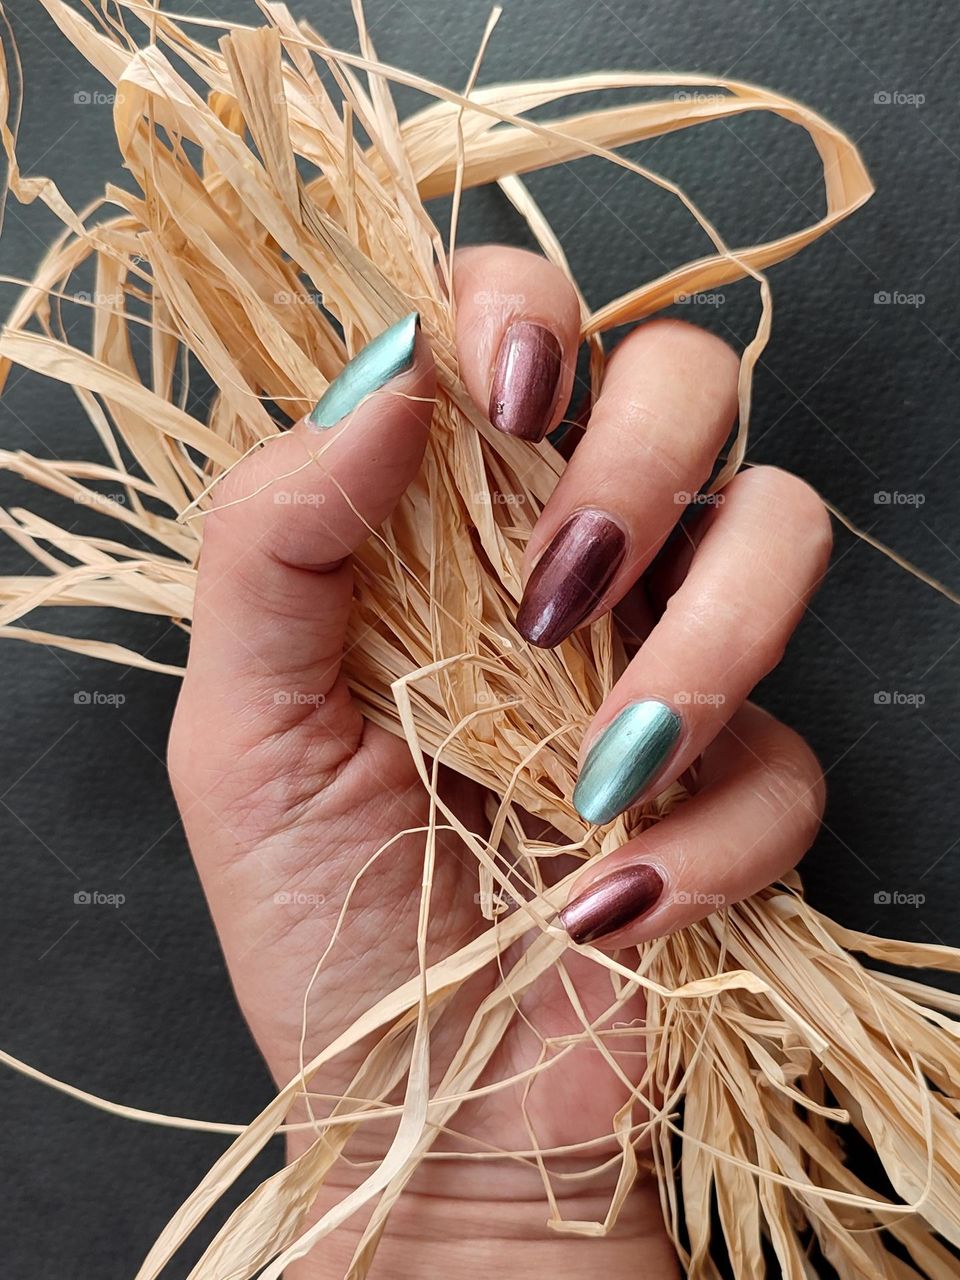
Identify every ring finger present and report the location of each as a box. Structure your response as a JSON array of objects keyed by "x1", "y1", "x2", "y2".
[{"x1": 571, "y1": 465, "x2": 832, "y2": 826}]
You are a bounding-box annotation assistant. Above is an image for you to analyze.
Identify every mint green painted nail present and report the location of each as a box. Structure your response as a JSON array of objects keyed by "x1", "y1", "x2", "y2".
[
  {"x1": 308, "y1": 311, "x2": 419, "y2": 429},
  {"x1": 573, "y1": 700, "x2": 682, "y2": 825}
]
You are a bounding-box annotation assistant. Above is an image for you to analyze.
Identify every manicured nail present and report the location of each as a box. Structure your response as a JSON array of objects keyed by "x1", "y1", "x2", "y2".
[
  {"x1": 488, "y1": 321, "x2": 562, "y2": 442},
  {"x1": 309, "y1": 311, "x2": 419, "y2": 429},
  {"x1": 560, "y1": 863, "x2": 664, "y2": 946},
  {"x1": 516, "y1": 509, "x2": 626, "y2": 648},
  {"x1": 573, "y1": 700, "x2": 682, "y2": 825}
]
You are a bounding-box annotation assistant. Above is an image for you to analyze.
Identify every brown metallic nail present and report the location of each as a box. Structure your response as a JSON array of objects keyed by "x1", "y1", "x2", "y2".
[
  {"x1": 516, "y1": 509, "x2": 626, "y2": 648},
  {"x1": 559, "y1": 863, "x2": 664, "y2": 946},
  {"x1": 488, "y1": 321, "x2": 562, "y2": 442}
]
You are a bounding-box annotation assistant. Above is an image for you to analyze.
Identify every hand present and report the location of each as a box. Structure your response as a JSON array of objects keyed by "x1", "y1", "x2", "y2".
[{"x1": 168, "y1": 246, "x2": 829, "y2": 1277}]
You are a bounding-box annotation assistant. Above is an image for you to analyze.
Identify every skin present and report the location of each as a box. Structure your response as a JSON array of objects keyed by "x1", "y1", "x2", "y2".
[{"x1": 168, "y1": 245, "x2": 831, "y2": 1277}]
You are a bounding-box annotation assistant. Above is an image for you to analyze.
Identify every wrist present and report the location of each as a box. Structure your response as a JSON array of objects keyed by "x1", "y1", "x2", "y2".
[{"x1": 285, "y1": 1169, "x2": 678, "y2": 1279}]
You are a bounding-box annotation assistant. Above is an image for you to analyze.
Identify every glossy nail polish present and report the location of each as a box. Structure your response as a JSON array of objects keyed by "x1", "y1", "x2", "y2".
[
  {"x1": 516, "y1": 509, "x2": 626, "y2": 648},
  {"x1": 573, "y1": 700, "x2": 682, "y2": 825},
  {"x1": 309, "y1": 311, "x2": 419, "y2": 429},
  {"x1": 559, "y1": 863, "x2": 664, "y2": 945},
  {"x1": 488, "y1": 321, "x2": 562, "y2": 442}
]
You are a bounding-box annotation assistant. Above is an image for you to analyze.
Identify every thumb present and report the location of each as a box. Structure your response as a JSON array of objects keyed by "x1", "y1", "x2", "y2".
[{"x1": 170, "y1": 311, "x2": 434, "y2": 794}]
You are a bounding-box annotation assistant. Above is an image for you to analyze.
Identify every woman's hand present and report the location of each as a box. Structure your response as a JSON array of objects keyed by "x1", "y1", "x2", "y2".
[{"x1": 167, "y1": 246, "x2": 829, "y2": 1277}]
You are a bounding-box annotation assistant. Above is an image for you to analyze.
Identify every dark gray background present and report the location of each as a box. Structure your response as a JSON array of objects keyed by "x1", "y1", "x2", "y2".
[{"x1": 1, "y1": 0, "x2": 957, "y2": 1275}]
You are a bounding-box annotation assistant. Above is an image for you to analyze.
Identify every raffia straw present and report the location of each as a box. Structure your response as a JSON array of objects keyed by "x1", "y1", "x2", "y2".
[{"x1": 1, "y1": 2, "x2": 958, "y2": 1276}]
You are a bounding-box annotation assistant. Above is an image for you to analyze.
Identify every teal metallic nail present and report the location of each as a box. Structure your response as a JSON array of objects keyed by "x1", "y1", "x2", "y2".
[
  {"x1": 308, "y1": 311, "x2": 419, "y2": 429},
  {"x1": 573, "y1": 700, "x2": 682, "y2": 825}
]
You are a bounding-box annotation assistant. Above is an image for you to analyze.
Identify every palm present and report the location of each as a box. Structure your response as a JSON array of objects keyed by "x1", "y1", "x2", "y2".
[{"x1": 173, "y1": 706, "x2": 647, "y2": 1193}]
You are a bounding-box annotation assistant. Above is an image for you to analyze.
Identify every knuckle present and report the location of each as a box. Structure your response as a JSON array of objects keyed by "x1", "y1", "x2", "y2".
[
  {"x1": 702, "y1": 585, "x2": 788, "y2": 666},
  {"x1": 604, "y1": 321, "x2": 740, "y2": 472},
  {"x1": 524, "y1": 248, "x2": 575, "y2": 296},
  {"x1": 742, "y1": 626, "x2": 788, "y2": 675},
  {"x1": 675, "y1": 586, "x2": 787, "y2": 675},
  {"x1": 753, "y1": 723, "x2": 826, "y2": 846},
  {"x1": 674, "y1": 320, "x2": 740, "y2": 384},
  {"x1": 619, "y1": 318, "x2": 740, "y2": 385},
  {"x1": 740, "y1": 467, "x2": 833, "y2": 566},
  {"x1": 456, "y1": 244, "x2": 579, "y2": 326}
]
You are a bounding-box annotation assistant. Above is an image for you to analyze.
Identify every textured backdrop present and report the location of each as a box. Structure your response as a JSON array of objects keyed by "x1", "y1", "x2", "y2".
[{"x1": 1, "y1": 0, "x2": 957, "y2": 1274}]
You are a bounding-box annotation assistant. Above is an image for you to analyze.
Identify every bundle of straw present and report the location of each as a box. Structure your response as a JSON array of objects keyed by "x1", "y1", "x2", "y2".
[{"x1": 2, "y1": 2, "x2": 960, "y2": 1276}]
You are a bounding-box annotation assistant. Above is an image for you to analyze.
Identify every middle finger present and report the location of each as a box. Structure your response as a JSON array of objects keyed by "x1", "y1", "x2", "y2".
[{"x1": 516, "y1": 318, "x2": 740, "y2": 647}]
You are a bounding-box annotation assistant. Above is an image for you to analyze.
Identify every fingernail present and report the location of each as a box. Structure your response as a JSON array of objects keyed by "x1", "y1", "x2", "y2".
[
  {"x1": 516, "y1": 509, "x2": 626, "y2": 648},
  {"x1": 560, "y1": 863, "x2": 664, "y2": 945},
  {"x1": 309, "y1": 311, "x2": 419, "y2": 429},
  {"x1": 488, "y1": 321, "x2": 562, "y2": 442},
  {"x1": 573, "y1": 700, "x2": 682, "y2": 825}
]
